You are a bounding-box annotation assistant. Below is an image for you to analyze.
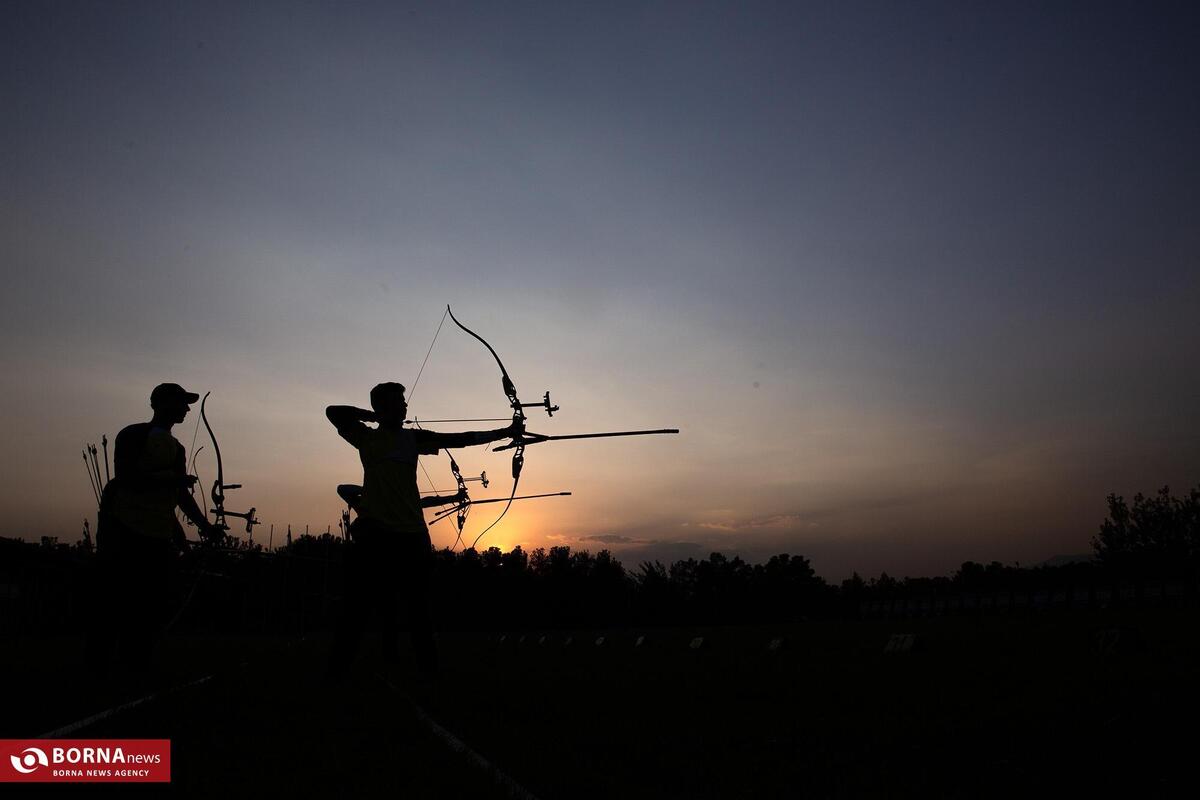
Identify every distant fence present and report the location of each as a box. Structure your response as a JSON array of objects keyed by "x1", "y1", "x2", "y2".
[{"x1": 856, "y1": 580, "x2": 1197, "y2": 619}]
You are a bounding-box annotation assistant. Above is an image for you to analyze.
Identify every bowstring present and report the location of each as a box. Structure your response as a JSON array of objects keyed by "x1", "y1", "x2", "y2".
[
  {"x1": 169, "y1": 399, "x2": 212, "y2": 633},
  {"x1": 179, "y1": 404, "x2": 206, "y2": 529},
  {"x1": 409, "y1": 307, "x2": 459, "y2": 546},
  {"x1": 189, "y1": 447, "x2": 208, "y2": 518},
  {"x1": 407, "y1": 306, "x2": 447, "y2": 407}
]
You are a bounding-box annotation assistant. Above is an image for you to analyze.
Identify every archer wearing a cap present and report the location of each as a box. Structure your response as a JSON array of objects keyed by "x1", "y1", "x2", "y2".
[
  {"x1": 91, "y1": 383, "x2": 222, "y2": 689},
  {"x1": 103, "y1": 383, "x2": 220, "y2": 547}
]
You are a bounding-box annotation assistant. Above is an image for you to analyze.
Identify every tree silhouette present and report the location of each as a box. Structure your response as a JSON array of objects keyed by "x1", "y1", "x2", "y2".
[{"x1": 1093, "y1": 485, "x2": 1200, "y2": 576}]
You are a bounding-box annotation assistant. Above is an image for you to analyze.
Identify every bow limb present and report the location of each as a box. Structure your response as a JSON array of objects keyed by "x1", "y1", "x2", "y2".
[
  {"x1": 471, "y1": 456, "x2": 520, "y2": 550},
  {"x1": 445, "y1": 305, "x2": 521, "y2": 413},
  {"x1": 445, "y1": 305, "x2": 526, "y2": 548},
  {"x1": 200, "y1": 391, "x2": 227, "y2": 531}
]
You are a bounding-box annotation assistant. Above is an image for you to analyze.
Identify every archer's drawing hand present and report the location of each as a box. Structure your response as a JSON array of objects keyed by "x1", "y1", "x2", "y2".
[
  {"x1": 175, "y1": 472, "x2": 200, "y2": 491},
  {"x1": 359, "y1": 409, "x2": 380, "y2": 424}
]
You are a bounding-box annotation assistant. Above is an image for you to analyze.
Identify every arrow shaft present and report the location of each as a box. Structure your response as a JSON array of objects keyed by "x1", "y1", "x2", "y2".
[
  {"x1": 101, "y1": 435, "x2": 111, "y2": 484},
  {"x1": 406, "y1": 417, "x2": 511, "y2": 424},
  {"x1": 83, "y1": 451, "x2": 101, "y2": 506},
  {"x1": 428, "y1": 492, "x2": 572, "y2": 524}
]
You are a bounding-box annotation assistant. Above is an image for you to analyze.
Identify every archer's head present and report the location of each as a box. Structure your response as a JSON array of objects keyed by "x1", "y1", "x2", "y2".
[
  {"x1": 370, "y1": 382, "x2": 407, "y2": 425},
  {"x1": 150, "y1": 383, "x2": 199, "y2": 426}
]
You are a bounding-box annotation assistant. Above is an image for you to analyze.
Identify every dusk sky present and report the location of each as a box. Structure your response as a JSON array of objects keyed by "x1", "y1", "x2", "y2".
[{"x1": 3, "y1": 1, "x2": 1197, "y2": 579}]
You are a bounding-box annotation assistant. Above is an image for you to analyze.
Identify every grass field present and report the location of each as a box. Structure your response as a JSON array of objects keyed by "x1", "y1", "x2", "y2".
[{"x1": 7, "y1": 606, "x2": 1198, "y2": 798}]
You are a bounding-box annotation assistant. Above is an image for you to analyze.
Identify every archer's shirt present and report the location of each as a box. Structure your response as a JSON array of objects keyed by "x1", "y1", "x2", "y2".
[
  {"x1": 336, "y1": 424, "x2": 440, "y2": 533},
  {"x1": 108, "y1": 423, "x2": 186, "y2": 540}
]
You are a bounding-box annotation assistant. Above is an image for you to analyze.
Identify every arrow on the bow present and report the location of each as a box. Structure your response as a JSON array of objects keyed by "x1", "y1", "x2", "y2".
[{"x1": 428, "y1": 492, "x2": 573, "y2": 525}]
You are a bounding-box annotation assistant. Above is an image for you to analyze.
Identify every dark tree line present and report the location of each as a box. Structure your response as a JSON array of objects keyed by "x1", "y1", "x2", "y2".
[
  {"x1": 4, "y1": 485, "x2": 1198, "y2": 633},
  {"x1": 1092, "y1": 485, "x2": 1200, "y2": 576},
  {"x1": 431, "y1": 547, "x2": 831, "y2": 628}
]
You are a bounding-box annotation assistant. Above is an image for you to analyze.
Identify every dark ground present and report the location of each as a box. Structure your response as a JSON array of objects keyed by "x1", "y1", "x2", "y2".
[{"x1": 6, "y1": 607, "x2": 1197, "y2": 798}]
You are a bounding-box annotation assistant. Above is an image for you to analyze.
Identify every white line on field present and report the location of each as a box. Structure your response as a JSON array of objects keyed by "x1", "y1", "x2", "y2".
[
  {"x1": 38, "y1": 674, "x2": 214, "y2": 739},
  {"x1": 377, "y1": 673, "x2": 542, "y2": 800},
  {"x1": 35, "y1": 636, "x2": 310, "y2": 739}
]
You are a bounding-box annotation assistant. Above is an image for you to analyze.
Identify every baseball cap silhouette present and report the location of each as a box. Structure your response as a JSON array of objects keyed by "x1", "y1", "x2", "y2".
[{"x1": 150, "y1": 383, "x2": 200, "y2": 408}]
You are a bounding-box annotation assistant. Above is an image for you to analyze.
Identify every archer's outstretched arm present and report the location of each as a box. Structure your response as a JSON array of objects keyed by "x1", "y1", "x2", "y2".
[
  {"x1": 421, "y1": 489, "x2": 467, "y2": 508},
  {"x1": 415, "y1": 421, "x2": 521, "y2": 451}
]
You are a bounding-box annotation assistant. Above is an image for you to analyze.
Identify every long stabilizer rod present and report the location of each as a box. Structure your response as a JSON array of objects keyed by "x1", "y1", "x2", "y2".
[{"x1": 493, "y1": 429, "x2": 679, "y2": 452}]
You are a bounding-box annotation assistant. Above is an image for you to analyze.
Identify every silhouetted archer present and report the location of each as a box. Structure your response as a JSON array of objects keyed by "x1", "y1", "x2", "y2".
[
  {"x1": 88, "y1": 383, "x2": 225, "y2": 692},
  {"x1": 323, "y1": 381, "x2": 517, "y2": 682}
]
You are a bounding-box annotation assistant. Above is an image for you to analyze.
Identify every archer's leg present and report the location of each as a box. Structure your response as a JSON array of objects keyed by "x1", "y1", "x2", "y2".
[
  {"x1": 406, "y1": 533, "x2": 438, "y2": 679},
  {"x1": 323, "y1": 534, "x2": 366, "y2": 685}
]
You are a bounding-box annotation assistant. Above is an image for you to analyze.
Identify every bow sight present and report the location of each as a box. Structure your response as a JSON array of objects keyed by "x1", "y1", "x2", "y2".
[{"x1": 520, "y1": 391, "x2": 558, "y2": 417}]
